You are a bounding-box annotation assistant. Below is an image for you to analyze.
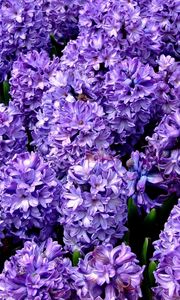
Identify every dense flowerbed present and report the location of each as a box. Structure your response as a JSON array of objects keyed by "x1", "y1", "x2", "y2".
[{"x1": 0, "y1": 0, "x2": 179, "y2": 299}]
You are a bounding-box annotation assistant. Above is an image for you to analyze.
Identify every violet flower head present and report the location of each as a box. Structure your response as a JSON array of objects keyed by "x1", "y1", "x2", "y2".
[
  {"x1": 0, "y1": 102, "x2": 27, "y2": 165},
  {"x1": 59, "y1": 152, "x2": 129, "y2": 251},
  {"x1": 0, "y1": 0, "x2": 50, "y2": 81},
  {"x1": 0, "y1": 0, "x2": 82, "y2": 81},
  {"x1": 10, "y1": 50, "x2": 60, "y2": 125},
  {"x1": 154, "y1": 55, "x2": 180, "y2": 115},
  {"x1": 0, "y1": 238, "x2": 77, "y2": 300},
  {"x1": 75, "y1": 243, "x2": 144, "y2": 300},
  {"x1": 153, "y1": 199, "x2": 180, "y2": 261},
  {"x1": 0, "y1": 152, "x2": 60, "y2": 241},
  {"x1": 148, "y1": 0, "x2": 180, "y2": 59},
  {"x1": 33, "y1": 83, "x2": 112, "y2": 173},
  {"x1": 101, "y1": 57, "x2": 158, "y2": 147},
  {"x1": 146, "y1": 110, "x2": 180, "y2": 196},
  {"x1": 152, "y1": 200, "x2": 180, "y2": 300},
  {"x1": 77, "y1": 0, "x2": 161, "y2": 63},
  {"x1": 126, "y1": 151, "x2": 167, "y2": 212},
  {"x1": 47, "y1": 0, "x2": 81, "y2": 45},
  {"x1": 153, "y1": 246, "x2": 180, "y2": 300}
]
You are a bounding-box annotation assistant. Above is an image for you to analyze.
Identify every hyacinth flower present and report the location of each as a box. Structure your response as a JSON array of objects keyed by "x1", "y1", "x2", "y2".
[
  {"x1": 126, "y1": 151, "x2": 168, "y2": 212},
  {"x1": 0, "y1": 152, "x2": 60, "y2": 242},
  {"x1": 147, "y1": 0, "x2": 180, "y2": 59},
  {"x1": 10, "y1": 50, "x2": 60, "y2": 114},
  {"x1": 59, "y1": 152, "x2": 129, "y2": 251},
  {"x1": 0, "y1": 238, "x2": 78, "y2": 300},
  {"x1": 0, "y1": 102, "x2": 27, "y2": 166},
  {"x1": 146, "y1": 109, "x2": 180, "y2": 197},
  {"x1": 32, "y1": 82, "x2": 113, "y2": 173},
  {"x1": 74, "y1": 243, "x2": 144, "y2": 300},
  {"x1": 154, "y1": 55, "x2": 180, "y2": 115},
  {"x1": 0, "y1": 0, "x2": 82, "y2": 81},
  {"x1": 101, "y1": 57, "x2": 158, "y2": 148},
  {"x1": 152, "y1": 200, "x2": 180, "y2": 300}
]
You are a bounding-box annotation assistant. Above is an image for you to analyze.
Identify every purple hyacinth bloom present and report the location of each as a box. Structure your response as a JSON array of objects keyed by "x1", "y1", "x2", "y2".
[
  {"x1": 0, "y1": 238, "x2": 77, "y2": 299},
  {"x1": 126, "y1": 151, "x2": 167, "y2": 212},
  {"x1": 154, "y1": 55, "x2": 180, "y2": 115},
  {"x1": 0, "y1": 0, "x2": 50, "y2": 81},
  {"x1": 74, "y1": 243, "x2": 144, "y2": 300},
  {"x1": 32, "y1": 84, "x2": 112, "y2": 173},
  {"x1": 10, "y1": 50, "x2": 60, "y2": 126},
  {"x1": 0, "y1": 152, "x2": 60, "y2": 241},
  {"x1": 153, "y1": 200, "x2": 180, "y2": 261},
  {"x1": 146, "y1": 110, "x2": 180, "y2": 196},
  {"x1": 148, "y1": 0, "x2": 180, "y2": 59},
  {"x1": 152, "y1": 200, "x2": 180, "y2": 300},
  {"x1": 101, "y1": 57, "x2": 158, "y2": 146},
  {"x1": 0, "y1": 0, "x2": 82, "y2": 81},
  {"x1": 0, "y1": 102, "x2": 27, "y2": 166},
  {"x1": 59, "y1": 152, "x2": 129, "y2": 251},
  {"x1": 153, "y1": 246, "x2": 180, "y2": 300}
]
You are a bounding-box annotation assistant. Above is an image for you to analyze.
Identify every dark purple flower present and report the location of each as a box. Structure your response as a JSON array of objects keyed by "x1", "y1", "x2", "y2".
[
  {"x1": 0, "y1": 152, "x2": 60, "y2": 241},
  {"x1": 74, "y1": 243, "x2": 144, "y2": 300},
  {"x1": 0, "y1": 238, "x2": 77, "y2": 299},
  {"x1": 126, "y1": 151, "x2": 167, "y2": 212},
  {"x1": 0, "y1": 102, "x2": 27, "y2": 166},
  {"x1": 59, "y1": 152, "x2": 129, "y2": 251}
]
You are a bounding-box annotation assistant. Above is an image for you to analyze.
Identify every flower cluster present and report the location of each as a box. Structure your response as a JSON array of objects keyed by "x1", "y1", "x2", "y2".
[
  {"x1": 10, "y1": 50, "x2": 60, "y2": 125},
  {"x1": 74, "y1": 243, "x2": 144, "y2": 300},
  {"x1": 152, "y1": 200, "x2": 180, "y2": 299},
  {"x1": 0, "y1": 0, "x2": 179, "y2": 299},
  {"x1": 0, "y1": 152, "x2": 60, "y2": 241},
  {"x1": 0, "y1": 238, "x2": 77, "y2": 300},
  {"x1": 0, "y1": 0, "x2": 81, "y2": 81},
  {"x1": 126, "y1": 151, "x2": 168, "y2": 212},
  {"x1": 59, "y1": 152, "x2": 128, "y2": 251},
  {"x1": 146, "y1": 109, "x2": 180, "y2": 196},
  {"x1": 0, "y1": 102, "x2": 27, "y2": 166},
  {"x1": 32, "y1": 79, "x2": 112, "y2": 173}
]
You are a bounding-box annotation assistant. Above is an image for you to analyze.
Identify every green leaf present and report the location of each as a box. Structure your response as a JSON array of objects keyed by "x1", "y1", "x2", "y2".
[
  {"x1": 141, "y1": 237, "x2": 150, "y2": 265},
  {"x1": 124, "y1": 231, "x2": 130, "y2": 245},
  {"x1": 3, "y1": 80, "x2": 10, "y2": 105},
  {"x1": 148, "y1": 261, "x2": 157, "y2": 286},
  {"x1": 72, "y1": 250, "x2": 80, "y2": 266},
  {"x1": 144, "y1": 208, "x2": 157, "y2": 225},
  {"x1": 128, "y1": 198, "x2": 138, "y2": 219}
]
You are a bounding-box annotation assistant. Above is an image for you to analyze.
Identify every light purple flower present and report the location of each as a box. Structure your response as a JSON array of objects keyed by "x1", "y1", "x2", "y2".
[
  {"x1": 0, "y1": 102, "x2": 27, "y2": 165},
  {"x1": 152, "y1": 200, "x2": 180, "y2": 300},
  {"x1": 32, "y1": 88, "x2": 112, "y2": 173},
  {"x1": 75, "y1": 243, "x2": 144, "y2": 300},
  {"x1": 10, "y1": 50, "x2": 60, "y2": 126},
  {"x1": 0, "y1": 152, "x2": 60, "y2": 241},
  {"x1": 59, "y1": 152, "x2": 129, "y2": 251},
  {"x1": 0, "y1": 238, "x2": 78, "y2": 299}
]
